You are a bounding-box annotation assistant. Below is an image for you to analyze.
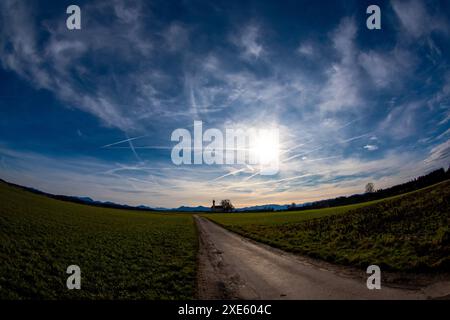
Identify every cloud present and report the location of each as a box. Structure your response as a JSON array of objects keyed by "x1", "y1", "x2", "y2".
[
  {"x1": 424, "y1": 139, "x2": 450, "y2": 165},
  {"x1": 0, "y1": 0, "x2": 184, "y2": 132},
  {"x1": 163, "y1": 22, "x2": 189, "y2": 52},
  {"x1": 358, "y1": 48, "x2": 415, "y2": 88},
  {"x1": 183, "y1": 51, "x2": 307, "y2": 121},
  {"x1": 318, "y1": 18, "x2": 362, "y2": 112},
  {"x1": 0, "y1": 144, "x2": 223, "y2": 207},
  {"x1": 232, "y1": 23, "x2": 264, "y2": 59},
  {"x1": 297, "y1": 42, "x2": 314, "y2": 56},
  {"x1": 0, "y1": 0, "x2": 49, "y2": 88},
  {"x1": 363, "y1": 145, "x2": 379, "y2": 151},
  {"x1": 430, "y1": 71, "x2": 450, "y2": 109},
  {"x1": 379, "y1": 101, "x2": 423, "y2": 140},
  {"x1": 392, "y1": 0, "x2": 449, "y2": 38}
]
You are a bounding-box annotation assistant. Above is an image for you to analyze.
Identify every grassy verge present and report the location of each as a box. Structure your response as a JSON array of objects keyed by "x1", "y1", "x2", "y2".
[
  {"x1": 0, "y1": 181, "x2": 197, "y2": 299},
  {"x1": 205, "y1": 181, "x2": 450, "y2": 272}
]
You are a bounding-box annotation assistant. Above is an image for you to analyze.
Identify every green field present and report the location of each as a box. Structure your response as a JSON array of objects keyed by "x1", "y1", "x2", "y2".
[
  {"x1": 205, "y1": 181, "x2": 450, "y2": 272},
  {"x1": 1, "y1": 178, "x2": 449, "y2": 300},
  {"x1": 0, "y1": 182, "x2": 197, "y2": 299},
  {"x1": 203, "y1": 199, "x2": 389, "y2": 226}
]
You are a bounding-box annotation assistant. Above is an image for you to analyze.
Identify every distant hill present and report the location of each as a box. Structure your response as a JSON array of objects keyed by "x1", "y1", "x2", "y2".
[
  {"x1": 236, "y1": 204, "x2": 290, "y2": 212},
  {"x1": 173, "y1": 204, "x2": 293, "y2": 212},
  {"x1": 168, "y1": 206, "x2": 211, "y2": 212},
  {"x1": 76, "y1": 196, "x2": 95, "y2": 203},
  {"x1": 289, "y1": 167, "x2": 450, "y2": 212},
  {"x1": 0, "y1": 179, "x2": 156, "y2": 212}
]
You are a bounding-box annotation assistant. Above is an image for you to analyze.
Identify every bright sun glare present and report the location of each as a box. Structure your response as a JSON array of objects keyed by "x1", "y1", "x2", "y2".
[{"x1": 252, "y1": 130, "x2": 280, "y2": 165}]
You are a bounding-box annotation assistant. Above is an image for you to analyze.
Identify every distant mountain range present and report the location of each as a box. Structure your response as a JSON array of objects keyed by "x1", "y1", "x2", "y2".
[
  {"x1": 69, "y1": 195, "x2": 301, "y2": 212},
  {"x1": 155, "y1": 204, "x2": 302, "y2": 212},
  {"x1": 0, "y1": 178, "x2": 308, "y2": 212},
  {"x1": 0, "y1": 179, "x2": 301, "y2": 212},
  {"x1": 236, "y1": 204, "x2": 290, "y2": 212},
  {"x1": 81, "y1": 202, "x2": 312, "y2": 212},
  {"x1": 155, "y1": 206, "x2": 211, "y2": 212},
  {"x1": 2, "y1": 166, "x2": 448, "y2": 213}
]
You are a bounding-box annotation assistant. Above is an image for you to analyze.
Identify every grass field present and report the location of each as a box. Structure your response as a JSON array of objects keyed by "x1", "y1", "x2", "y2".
[
  {"x1": 205, "y1": 181, "x2": 450, "y2": 272},
  {"x1": 2, "y1": 178, "x2": 449, "y2": 300},
  {"x1": 0, "y1": 181, "x2": 197, "y2": 300}
]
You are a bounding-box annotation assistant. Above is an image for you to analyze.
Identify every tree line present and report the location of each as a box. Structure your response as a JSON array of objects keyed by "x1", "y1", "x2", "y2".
[{"x1": 288, "y1": 166, "x2": 450, "y2": 211}]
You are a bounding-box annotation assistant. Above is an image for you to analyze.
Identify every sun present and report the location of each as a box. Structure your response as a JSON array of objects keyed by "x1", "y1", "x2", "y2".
[{"x1": 252, "y1": 130, "x2": 280, "y2": 165}]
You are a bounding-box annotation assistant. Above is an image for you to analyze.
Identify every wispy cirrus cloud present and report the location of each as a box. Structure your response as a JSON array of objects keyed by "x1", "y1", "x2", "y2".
[
  {"x1": 231, "y1": 23, "x2": 265, "y2": 60},
  {"x1": 392, "y1": 0, "x2": 449, "y2": 38},
  {"x1": 0, "y1": 0, "x2": 449, "y2": 207},
  {"x1": 0, "y1": 0, "x2": 189, "y2": 132},
  {"x1": 424, "y1": 139, "x2": 450, "y2": 165},
  {"x1": 318, "y1": 18, "x2": 362, "y2": 113},
  {"x1": 364, "y1": 144, "x2": 379, "y2": 151}
]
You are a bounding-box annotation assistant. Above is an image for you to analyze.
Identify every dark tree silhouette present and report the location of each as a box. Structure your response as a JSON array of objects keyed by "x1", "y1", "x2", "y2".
[
  {"x1": 221, "y1": 199, "x2": 234, "y2": 212},
  {"x1": 365, "y1": 182, "x2": 375, "y2": 193}
]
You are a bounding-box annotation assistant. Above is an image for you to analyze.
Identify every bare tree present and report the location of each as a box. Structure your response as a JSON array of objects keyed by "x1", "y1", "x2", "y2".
[
  {"x1": 365, "y1": 182, "x2": 375, "y2": 193},
  {"x1": 220, "y1": 199, "x2": 234, "y2": 212}
]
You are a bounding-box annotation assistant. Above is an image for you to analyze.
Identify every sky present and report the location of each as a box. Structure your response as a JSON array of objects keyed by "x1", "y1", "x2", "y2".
[{"x1": 0, "y1": 0, "x2": 449, "y2": 208}]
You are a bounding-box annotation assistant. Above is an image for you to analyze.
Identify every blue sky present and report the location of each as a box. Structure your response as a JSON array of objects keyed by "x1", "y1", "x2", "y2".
[{"x1": 0, "y1": 0, "x2": 449, "y2": 208}]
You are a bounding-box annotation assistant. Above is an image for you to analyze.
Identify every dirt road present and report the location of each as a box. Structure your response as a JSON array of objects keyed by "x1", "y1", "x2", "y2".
[{"x1": 195, "y1": 216, "x2": 450, "y2": 300}]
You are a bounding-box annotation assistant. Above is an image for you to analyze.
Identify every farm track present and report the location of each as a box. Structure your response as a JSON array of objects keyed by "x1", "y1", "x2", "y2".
[{"x1": 195, "y1": 216, "x2": 450, "y2": 300}]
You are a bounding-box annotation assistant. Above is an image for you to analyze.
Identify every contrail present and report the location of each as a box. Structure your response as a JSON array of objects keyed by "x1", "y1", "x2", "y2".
[
  {"x1": 127, "y1": 134, "x2": 142, "y2": 162},
  {"x1": 282, "y1": 146, "x2": 324, "y2": 162},
  {"x1": 270, "y1": 173, "x2": 315, "y2": 184},
  {"x1": 302, "y1": 155, "x2": 341, "y2": 162},
  {"x1": 337, "y1": 116, "x2": 368, "y2": 130},
  {"x1": 243, "y1": 170, "x2": 261, "y2": 181},
  {"x1": 101, "y1": 135, "x2": 147, "y2": 148},
  {"x1": 233, "y1": 172, "x2": 318, "y2": 188},
  {"x1": 128, "y1": 177, "x2": 160, "y2": 186},
  {"x1": 213, "y1": 168, "x2": 247, "y2": 181},
  {"x1": 340, "y1": 133, "x2": 371, "y2": 143},
  {"x1": 282, "y1": 132, "x2": 371, "y2": 163},
  {"x1": 280, "y1": 143, "x2": 306, "y2": 155}
]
